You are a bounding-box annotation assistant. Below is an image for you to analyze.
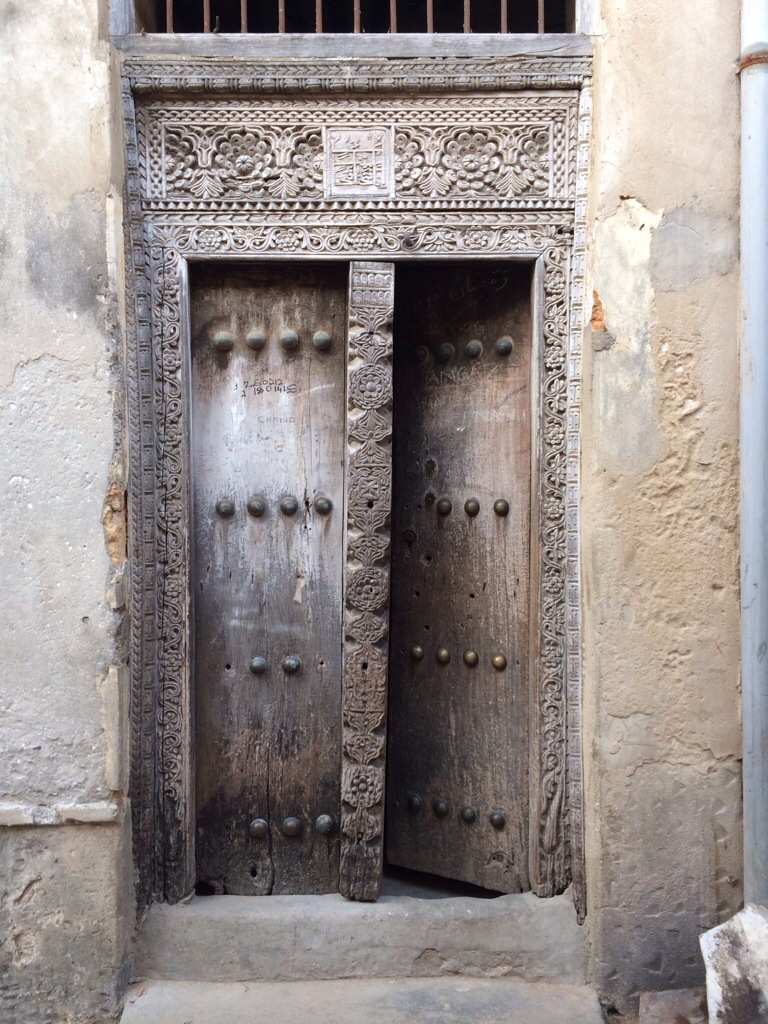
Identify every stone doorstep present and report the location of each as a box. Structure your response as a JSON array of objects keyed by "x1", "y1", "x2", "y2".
[
  {"x1": 134, "y1": 891, "x2": 587, "y2": 986},
  {"x1": 121, "y1": 977, "x2": 604, "y2": 1024}
]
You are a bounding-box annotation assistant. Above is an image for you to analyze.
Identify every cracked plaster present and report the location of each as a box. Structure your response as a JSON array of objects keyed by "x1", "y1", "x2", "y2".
[
  {"x1": 584, "y1": 0, "x2": 742, "y2": 1016},
  {"x1": 0, "y1": 1, "x2": 131, "y2": 1021}
]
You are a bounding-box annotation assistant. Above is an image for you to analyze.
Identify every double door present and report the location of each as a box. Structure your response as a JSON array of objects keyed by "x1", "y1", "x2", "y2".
[{"x1": 190, "y1": 259, "x2": 532, "y2": 897}]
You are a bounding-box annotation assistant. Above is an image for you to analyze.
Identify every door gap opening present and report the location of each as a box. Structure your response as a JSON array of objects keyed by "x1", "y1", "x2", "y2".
[{"x1": 381, "y1": 864, "x2": 502, "y2": 900}]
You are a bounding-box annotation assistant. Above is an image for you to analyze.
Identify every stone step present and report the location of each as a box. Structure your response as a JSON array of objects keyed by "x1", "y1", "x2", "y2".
[
  {"x1": 121, "y1": 977, "x2": 604, "y2": 1024},
  {"x1": 638, "y1": 988, "x2": 707, "y2": 1024},
  {"x1": 134, "y1": 890, "x2": 586, "y2": 985}
]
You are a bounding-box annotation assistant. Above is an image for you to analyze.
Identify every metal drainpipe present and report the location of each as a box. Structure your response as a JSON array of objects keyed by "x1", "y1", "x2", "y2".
[{"x1": 741, "y1": 0, "x2": 768, "y2": 907}]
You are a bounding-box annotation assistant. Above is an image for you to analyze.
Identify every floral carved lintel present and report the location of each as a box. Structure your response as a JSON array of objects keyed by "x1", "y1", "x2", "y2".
[{"x1": 138, "y1": 93, "x2": 576, "y2": 208}]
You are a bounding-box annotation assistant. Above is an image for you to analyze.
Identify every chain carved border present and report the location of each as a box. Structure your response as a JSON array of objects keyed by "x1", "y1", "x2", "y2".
[
  {"x1": 121, "y1": 57, "x2": 590, "y2": 914},
  {"x1": 565, "y1": 82, "x2": 591, "y2": 924},
  {"x1": 123, "y1": 77, "x2": 161, "y2": 908},
  {"x1": 123, "y1": 55, "x2": 591, "y2": 94}
]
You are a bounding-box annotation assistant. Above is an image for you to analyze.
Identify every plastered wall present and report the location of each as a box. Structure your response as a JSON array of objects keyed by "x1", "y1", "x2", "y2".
[
  {"x1": 583, "y1": 0, "x2": 742, "y2": 1015},
  {"x1": 0, "y1": 0, "x2": 744, "y2": 1020},
  {"x1": 0, "y1": 1, "x2": 132, "y2": 1020}
]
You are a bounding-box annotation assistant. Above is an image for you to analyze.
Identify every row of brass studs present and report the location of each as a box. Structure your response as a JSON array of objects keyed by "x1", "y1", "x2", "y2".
[
  {"x1": 219, "y1": 494, "x2": 504, "y2": 519},
  {"x1": 249, "y1": 655, "x2": 300, "y2": 676},
  {"x1": 215, "y1": 495, "x2": 333, "y2": 518},
  {"x1": 249, "y1": 814, "x2": 334, "y2": 839},
  {"x1": 418, "y1": 336, "x2": 514, "y2": 364},
  {"x1": 407, "y1": 794, "x2": 506, "y2": 830},
  {"x1": 433, "y1": 497, "x2": 509, "y2": 517},
  {"x1": 411, "y1": 646, "x2": 507, "y2": 671},
  {"x1": 212, "y1": 329, "x2": 332, "y2": 353}
]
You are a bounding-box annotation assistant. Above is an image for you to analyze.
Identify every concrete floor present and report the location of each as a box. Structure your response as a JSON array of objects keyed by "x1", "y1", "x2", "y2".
[{"x1": 121, "y1": 977, "x2": 605, "y2": 1024}]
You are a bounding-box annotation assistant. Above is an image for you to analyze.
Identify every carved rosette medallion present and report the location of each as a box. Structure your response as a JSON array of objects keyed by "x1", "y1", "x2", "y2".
[{"x1": 121, "y1": 55, "x2": 590, "y2": 918}]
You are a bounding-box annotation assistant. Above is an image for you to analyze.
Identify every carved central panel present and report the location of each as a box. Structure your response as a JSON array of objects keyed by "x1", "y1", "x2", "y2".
[{"x1": 326, "y1": 128, "x2": 394, "y2": 199}]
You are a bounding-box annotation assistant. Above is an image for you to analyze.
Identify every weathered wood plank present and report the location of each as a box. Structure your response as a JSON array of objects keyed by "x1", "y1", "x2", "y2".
[
  {"x1": 114, "y1": 33, "x2": 593, "y2": 59},
  {"x1": 385, "y1": 261, "x2": 533, "y2": 894},
  {"x1": 191, "y1": 262, "x2": 346, "y2": 895}
]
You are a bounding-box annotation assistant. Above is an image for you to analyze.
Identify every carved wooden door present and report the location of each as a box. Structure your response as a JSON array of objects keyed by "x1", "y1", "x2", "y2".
[
  {"x1": 191, "y1": 262, "x2": 348, "y2": 895},
  {"x1": 385, "y1": 261, "x2": 533, "y2": 894},
  {"x1": 189, "y1": 257, "x2": 531, "y2": 899}
]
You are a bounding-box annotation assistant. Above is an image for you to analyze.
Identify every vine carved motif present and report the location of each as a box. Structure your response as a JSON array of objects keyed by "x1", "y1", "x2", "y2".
[
  {"x1": 122, "y1": 56, "x2": 589, "y2": 918},
  {"x1": 536, "y1": 244, "x2": 570, "y2": 894}
]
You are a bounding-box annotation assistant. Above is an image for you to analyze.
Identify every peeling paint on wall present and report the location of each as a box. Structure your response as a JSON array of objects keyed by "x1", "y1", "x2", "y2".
[
  {"x1": 651, "y1": 207, "x2": 739, "y2": 293},
  {"x1": 592, "y1": 198, "x2": 663, "y2": 475},
  {"x1": 102, "y1": 484, "x2": 127, "y2": 565}
]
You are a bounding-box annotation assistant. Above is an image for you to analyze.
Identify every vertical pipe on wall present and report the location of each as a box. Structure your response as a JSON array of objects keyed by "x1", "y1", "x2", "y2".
[
  {"x1": 390, "y1": 0, "x2": 397, "y2": 32},
  {"x1": 166, "y1": 0, "x2": 174, "y2": 31},
  {"x1": 741, "y1": 0, "x2": 768, "y2": 906},
  {"x1": 241, "y1": 0, "x2": 248, "y2": 31},
  {"x1": 538, "y1": 0, "x2": 545, "y2": 33}
]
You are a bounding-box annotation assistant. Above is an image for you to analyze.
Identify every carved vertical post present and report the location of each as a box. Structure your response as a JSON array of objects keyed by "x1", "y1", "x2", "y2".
[
  {"x1": 530, "y1": 243, "x2": 570, "y2": 899},
  {"x1": 340, "y1": 261, "x2": 395, "y2": 902},
  {"x1": 153, "y1": 244, "x2": 193, "y2": 902}
]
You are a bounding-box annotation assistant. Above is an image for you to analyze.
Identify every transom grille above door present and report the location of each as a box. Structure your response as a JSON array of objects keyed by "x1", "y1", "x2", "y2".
[{"x1": 155, "y1": 0, "x2": 569, "y2": 34}]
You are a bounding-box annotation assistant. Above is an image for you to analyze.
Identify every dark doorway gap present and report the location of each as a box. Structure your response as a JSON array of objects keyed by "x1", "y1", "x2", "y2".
[{"x1": 382, "y1": 864, "x2": 503, "y2": 899}]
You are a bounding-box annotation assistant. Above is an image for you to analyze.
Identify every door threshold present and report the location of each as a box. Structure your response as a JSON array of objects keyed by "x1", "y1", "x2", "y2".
[{"x1": 134, "y1": 890, "x2": 587, "y2": 987}]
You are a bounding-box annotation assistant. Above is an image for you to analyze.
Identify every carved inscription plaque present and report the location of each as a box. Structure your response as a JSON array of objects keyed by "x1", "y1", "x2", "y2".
[{"x1": 325, "y1": 128, "x2": 394, "y2": 200}]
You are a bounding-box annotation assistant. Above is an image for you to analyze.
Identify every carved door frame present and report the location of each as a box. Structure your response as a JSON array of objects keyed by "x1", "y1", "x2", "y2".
[{"x1": 120, "y1": 53, "x2": 591, "y2": 917}]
